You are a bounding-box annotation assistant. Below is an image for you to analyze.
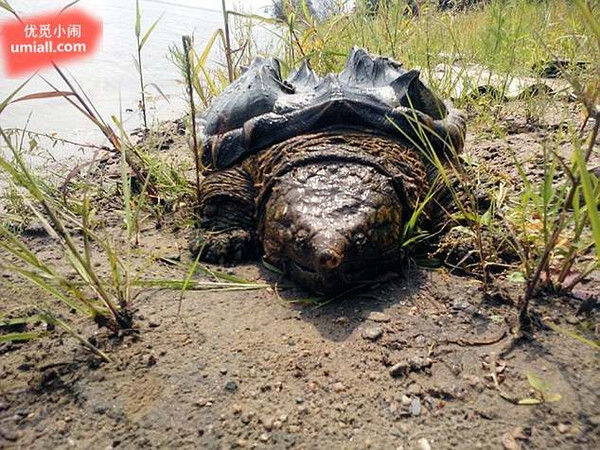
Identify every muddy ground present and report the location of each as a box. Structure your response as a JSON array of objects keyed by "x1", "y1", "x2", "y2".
[{"x1": 1, "y1": 98, "x2": 599, "y2": 449}]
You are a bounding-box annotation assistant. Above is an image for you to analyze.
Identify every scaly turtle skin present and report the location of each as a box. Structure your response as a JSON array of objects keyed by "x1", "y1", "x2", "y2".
[{"x1": 191, "y1": 48, "x2": 466, "y2": 293}]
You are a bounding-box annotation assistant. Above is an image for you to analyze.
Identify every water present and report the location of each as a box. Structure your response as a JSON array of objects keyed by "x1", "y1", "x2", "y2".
[{"x1": 0, "y1": 0, "x2": 270, "y2": 157}]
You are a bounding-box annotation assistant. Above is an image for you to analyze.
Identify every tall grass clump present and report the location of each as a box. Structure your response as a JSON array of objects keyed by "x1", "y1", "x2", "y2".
[{"x1": 0, "y1": 127, "x2": 133, "y2": 361}]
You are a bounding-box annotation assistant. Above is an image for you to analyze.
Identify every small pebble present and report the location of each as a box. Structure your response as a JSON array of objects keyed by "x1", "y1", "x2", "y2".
[
  {"x1": 225, "y1": 381, "x2": 238, "y2": 393},
  {"x1": 332, "y1": 382, "x2": 346, "y2": 393},
  {"x1": 195, "y1": 398, "x2": 213, "y2": 407},
  {"x1": 145, "y1": 354, "x2": 157, "y2": 367},
  {"x1": 366, "y1": 312, "x2": 390, "y2": 322},
  {"x1": 501, "y1": 432, "x2": 519, "y2": 450},
  {"x1": 418, "y1": 438, "x2": 431, "y2": 450},
  {"x1": 261, "y1": 417, "x2": 274, "y2": 432},
  {"x1": 406, "y1": 384, "x2": 422, "y2": 396},
  {"x1": 363, "y1": 326, "x2": 384, "y2": 341},
  {"x1": 390, "y1": 362, "x2": 409, "y2": 377},
  {"x1": 410, "y1": 398, "x2": 422, "y2": 417}
]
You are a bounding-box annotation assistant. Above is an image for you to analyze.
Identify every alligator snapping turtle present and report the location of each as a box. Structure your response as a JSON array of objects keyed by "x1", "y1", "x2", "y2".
[{"x1": 191, "y1": 48, "x2": 466, "y2": 293}]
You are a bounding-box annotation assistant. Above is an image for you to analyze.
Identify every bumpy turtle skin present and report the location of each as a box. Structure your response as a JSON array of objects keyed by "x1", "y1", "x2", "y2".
[
  {"x1": 262, "y1": 162, "x2": 405, "y2": 293},
  {"x1": 189, "y1": 165, "x2": 256, "y2": 264},
  {"x1": 251, "y1": 131, "x2": 431, "y2": 230}
]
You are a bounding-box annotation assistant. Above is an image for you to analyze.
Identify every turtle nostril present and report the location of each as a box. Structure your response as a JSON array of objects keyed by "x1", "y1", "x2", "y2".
[{"x1": 318, "y1": 249, "x2": 342, "y2": 270}]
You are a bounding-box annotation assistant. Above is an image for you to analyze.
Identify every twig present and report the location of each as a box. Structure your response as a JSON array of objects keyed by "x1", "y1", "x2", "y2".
[
  {"x1": 182, "y1": 36, "x2": 202, "y2": 205},
  {"x1": 5, "y1": 128, "x2": 110, "y2": 150},
  {"x1": 221, "y1": 0, "x2": 235, "y2": 82}
]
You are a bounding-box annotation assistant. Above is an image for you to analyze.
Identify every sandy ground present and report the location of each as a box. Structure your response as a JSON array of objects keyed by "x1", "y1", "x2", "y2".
[{"x1": 1, "y1": 98, "x2": 599, "y2": 449}]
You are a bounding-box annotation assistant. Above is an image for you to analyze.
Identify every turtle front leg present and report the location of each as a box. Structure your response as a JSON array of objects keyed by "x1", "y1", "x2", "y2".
[{"x1": 189, "y1": 165, "x2": 257, "y2": 264}]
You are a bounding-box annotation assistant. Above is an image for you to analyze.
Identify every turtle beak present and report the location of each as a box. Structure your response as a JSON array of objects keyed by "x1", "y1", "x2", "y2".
[
  {"x1": 311, "y1": 230, "x2": 346, "y2": 273},
  {"x1": 284, "y1": 231, "x2": 350, "y2": 294}
]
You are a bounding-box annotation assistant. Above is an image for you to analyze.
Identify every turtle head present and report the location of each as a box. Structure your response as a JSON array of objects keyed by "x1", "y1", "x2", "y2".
[{"x1": 262, "y1": 161, "x2": 404, "y2": 294}]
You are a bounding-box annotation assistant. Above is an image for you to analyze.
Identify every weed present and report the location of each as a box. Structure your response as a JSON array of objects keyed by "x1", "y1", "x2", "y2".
[{"x1": 134, "y1": 0, "x2": 164, "y2": 130}]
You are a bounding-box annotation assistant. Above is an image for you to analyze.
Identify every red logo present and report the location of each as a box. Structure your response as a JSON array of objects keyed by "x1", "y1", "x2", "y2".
[{"x1": 0, "y1": 8, "x2": 102, "y2": 77}]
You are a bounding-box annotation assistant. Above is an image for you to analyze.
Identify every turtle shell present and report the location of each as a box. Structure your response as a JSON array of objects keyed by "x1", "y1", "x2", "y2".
[{"x1": 198, "y1": 47, "x2": 464, "y2": 170}]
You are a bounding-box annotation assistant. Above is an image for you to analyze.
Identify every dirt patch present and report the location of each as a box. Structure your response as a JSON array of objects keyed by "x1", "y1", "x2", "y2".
[{"x1": 1, "y1": 100, "x2": 598, "y2": 449}]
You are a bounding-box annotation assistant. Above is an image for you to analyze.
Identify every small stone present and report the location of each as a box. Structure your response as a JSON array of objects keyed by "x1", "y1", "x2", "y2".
[
  {"x1": 259, "y1": 433, "x2": 270, "y2": 443},
  {"x1": 566, "y1": 316, "x2": 579, "y2": 325},
  {"x1": 369, "y1": 373, "x2": 378, "y2": 381},
  {"x1": 220, "y1": 368, "x2": 228, "y2": 375},
  {"x1": 273, "y1": 420, "x2": 283, "y2": 430},
  {"x1": 148, "y1": 320, "x2": 160, "y2": 328},
  {"x1": 55, "y1": 420, "x2": 69, "y2": 434},
  {"x1": 332, "y1": 382, "x2": 346, "y2": 393},
  {"x1": 502, "y1": 432, "x2": 520, "y2": 450},
  {"x1": 390, "y1": 362, "x2": 409, "y2": 377},
  {"x1": 401, "y1": 395, "x2": 411, "y2": 406},
  {"x1": 406, "y1": 384, "x2": 422, "y2": 396},
  {"x1": 362, "y1": 326, "x2": 384, "y2": 341},
  {"x1": 307, "y1": 381, "x2": 318, "y2": 393},
  {"x1": 195, "y1": 398, "x2": 213, "y2": 407},
  {"x1": 232, "y1": 404, "x2": 242, "y2": 415},
  {"x1": 225, "y1": 381, "x2": 238, "y2": 393},
  {"x1": 145, "y1": 354, "x2": 157, "y2": 367},
  {"x1": 295, "y1": 397, "x2": 304, "y2": 404},
  {"x1": 262, "y1": 417, "x2": 274, "y2": 432},
  {"x1": 240, "y1": 412, "x2": 254, "y2": 425},
  {"x1": 418, "y1": 438, "x2": 431, "y2": 450},
  {"x1": 410, "y1": 398, "x2": 421, "y2": 417},
  {"x1": 557, "y1": 423, "x2": 570, "y2": 434},
  {"x1": 366, "y1": 312, "x2": 390, "y2": 323},
  {"x1": 512, "y1": 427, "x2": 529, "y2": 441}
]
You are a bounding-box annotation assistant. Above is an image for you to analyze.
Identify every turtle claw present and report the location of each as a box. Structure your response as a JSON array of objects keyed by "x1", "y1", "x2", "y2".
[{"x1": 189, "y1": 228, "x2": 255, "y2": 264}]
